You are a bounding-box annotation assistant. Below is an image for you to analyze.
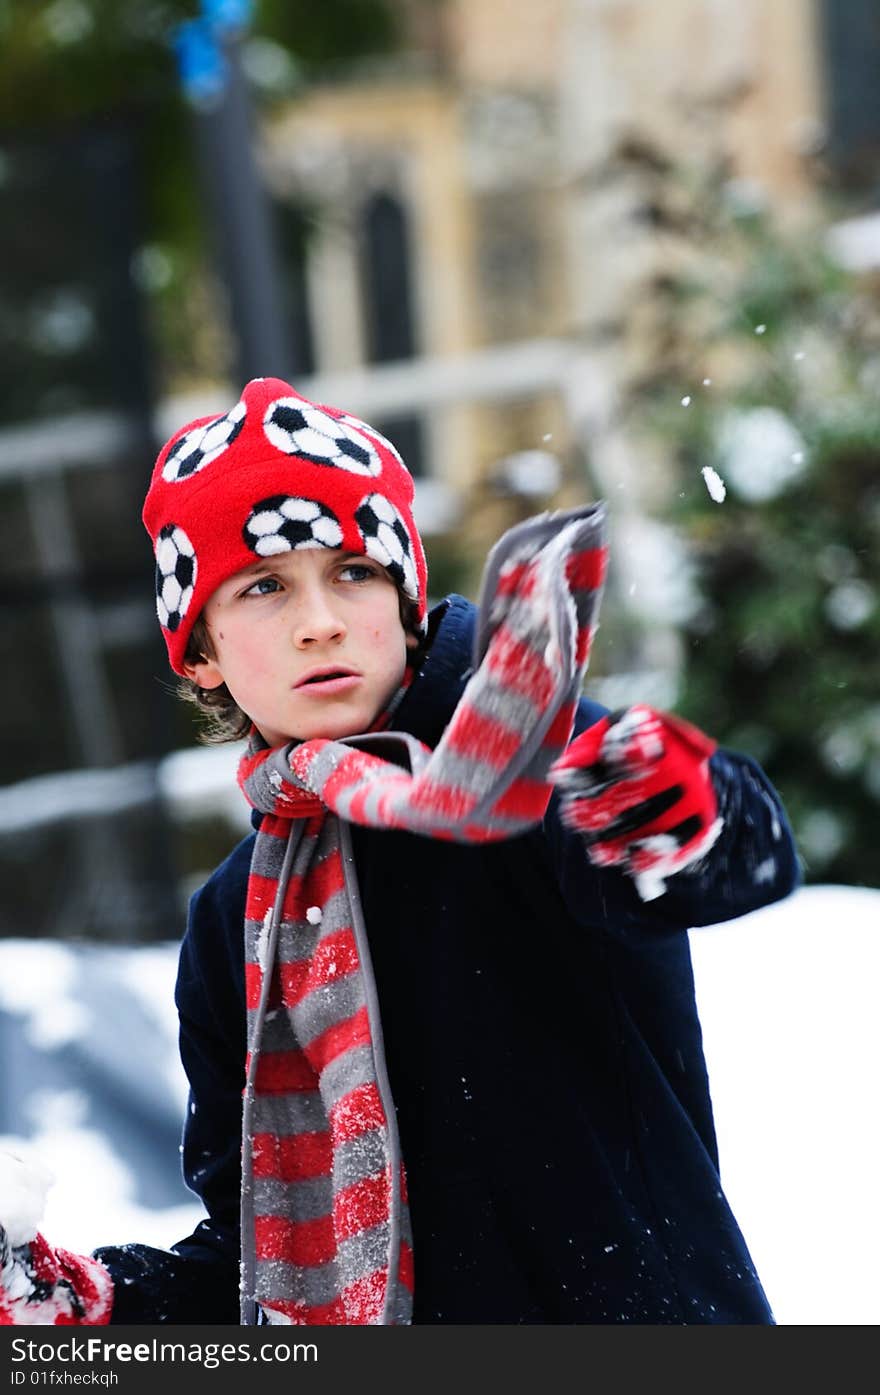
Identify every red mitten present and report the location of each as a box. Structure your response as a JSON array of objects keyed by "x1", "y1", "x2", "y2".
[
  {"x1": 0, "y1": 1226, "x2": 113, "y2": 1326},
  {"x1": 550, "y1": 704, "x2": 723, "y2": 900},
  {"x1": 0, "y1": 1150, "x2": 113, "y2": 1326}
]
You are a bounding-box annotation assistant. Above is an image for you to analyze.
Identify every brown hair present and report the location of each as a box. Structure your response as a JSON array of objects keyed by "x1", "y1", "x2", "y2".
[{"x1": 178, "y1": 587, "x2": 425, "y2": 744}]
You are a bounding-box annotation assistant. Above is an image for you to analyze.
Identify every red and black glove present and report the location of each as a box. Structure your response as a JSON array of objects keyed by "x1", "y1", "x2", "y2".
[
  {"x1": 1, "y1": 1224, "x2": 113, "y2": 1326},
  {"x1": 549, "y1": 704, "x2": 723, "y2": 900},
  {"x1": 1, "y1": 1147, "x2": 111, "y2": 1325}
]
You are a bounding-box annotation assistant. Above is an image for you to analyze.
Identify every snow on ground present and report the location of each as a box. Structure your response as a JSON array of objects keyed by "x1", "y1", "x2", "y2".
[
  {"x1": 0, "y1": 940, "x2": 204, "y2": 1255},
  {"x1": 0, "y1": 1122, "x2": 201, "y2": 1258},
  {"x1": 689, "y1": 883, "x2": 880, "y2": 1325},
  {"x1": 0, "y1": 883, "x2": 877, "y2": 1324}
]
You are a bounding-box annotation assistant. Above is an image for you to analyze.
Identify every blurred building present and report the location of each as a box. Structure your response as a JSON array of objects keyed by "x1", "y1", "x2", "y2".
[{"x1": 256, "y1": 0, "x2": 831, "y2": 588}]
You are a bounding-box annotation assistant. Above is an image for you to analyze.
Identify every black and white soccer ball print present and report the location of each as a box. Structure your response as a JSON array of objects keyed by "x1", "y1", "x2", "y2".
[
  {"x1": 262, "y1": 399, "x2": 382, "y2": 477},
  {"x1": 339, "y1": 413, "x2": 408, "y2": 472},
  {"x1": 356, "y1": 494, "x2": 418, "y2": 601},
  {"x1": 155, "y1": 524, "x2": 197, "y2": 632},
  {"x1": 161, "y1": 401, "x2": 246, "y2": 483},
  {"x1": 338, "y1": 410, "x2": 412, "y2": 477},
  {"x1": 244, "y1": 495, "x2": 344, "y2": 556}
]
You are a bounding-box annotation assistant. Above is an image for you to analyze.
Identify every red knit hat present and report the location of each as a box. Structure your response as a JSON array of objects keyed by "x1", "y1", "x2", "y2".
[{"x1": 142, "y1": 377, "x2": 428, "y2": 674}]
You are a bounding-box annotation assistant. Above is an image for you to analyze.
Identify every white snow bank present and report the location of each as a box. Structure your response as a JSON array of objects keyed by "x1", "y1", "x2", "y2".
[{"x1": 689, "y1": 883, "x2": 880, "y2": 1325}]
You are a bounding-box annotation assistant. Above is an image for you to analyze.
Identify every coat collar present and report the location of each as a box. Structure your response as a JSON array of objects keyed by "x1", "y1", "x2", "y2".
[{"x1": 393, "y1": 594, "x2": 475, "y2": 749}]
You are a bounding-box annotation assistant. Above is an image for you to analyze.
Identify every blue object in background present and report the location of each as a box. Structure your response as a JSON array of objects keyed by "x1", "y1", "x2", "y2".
[{"x1": 173, "y1": 19, "x2": 228, "y2": 106}]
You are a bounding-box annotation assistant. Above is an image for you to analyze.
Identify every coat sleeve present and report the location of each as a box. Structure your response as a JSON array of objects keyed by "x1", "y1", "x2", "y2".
[
  {"x1": 93, "y1": 838, "x2": 253, "y2": 1324},
  {"x1": 544, "y1": 699, "x2": 802, "y2": 935}
]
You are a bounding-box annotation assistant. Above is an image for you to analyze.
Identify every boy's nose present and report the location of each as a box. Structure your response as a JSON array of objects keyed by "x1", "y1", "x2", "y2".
[{"x1": 292, "y1": 587, "x2": 347, "y2": 648}]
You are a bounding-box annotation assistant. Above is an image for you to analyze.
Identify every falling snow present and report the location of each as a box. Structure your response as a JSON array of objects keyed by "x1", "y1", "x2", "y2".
[{"x1": 701, "y1": 465, "x2": 727, "y2": 503}]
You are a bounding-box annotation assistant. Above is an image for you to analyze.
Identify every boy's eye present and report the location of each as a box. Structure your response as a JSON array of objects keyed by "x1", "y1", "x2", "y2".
[
  {"x1": 243, "y1": 576, "x2": 281, "y2": 597},
  {"x1": 338, "y1": 562, "x2": 378, "y2": 583}
]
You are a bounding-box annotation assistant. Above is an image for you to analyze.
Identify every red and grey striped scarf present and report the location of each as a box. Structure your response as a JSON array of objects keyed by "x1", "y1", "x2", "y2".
[{"x1": 236, "y1": 505, "x2": 607, "y2": 1325}]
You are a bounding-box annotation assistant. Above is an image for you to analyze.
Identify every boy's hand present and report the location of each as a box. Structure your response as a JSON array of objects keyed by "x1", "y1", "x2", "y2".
[
  {"x1": 549, "y1": 704, "x2": 723, "y2": 901},
  {"x1": 0, "y1": 1146, "x2": 114, "y2": 1327},
  {"x1": 0, "y1": 1223, "x2": 113, "y2": 1325}
]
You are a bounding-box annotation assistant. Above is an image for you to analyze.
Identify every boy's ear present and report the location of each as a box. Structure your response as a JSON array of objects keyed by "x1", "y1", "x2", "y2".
[
  {"x1": 182, "y1": 655, "x2": 226, "y2": 690},
  {"x1": 405, "y1": 631, "x2": 421, "y2": 651}
]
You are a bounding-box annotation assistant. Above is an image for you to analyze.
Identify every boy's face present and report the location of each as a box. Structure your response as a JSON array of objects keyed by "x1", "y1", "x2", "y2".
[{"x1": 184, "y1": 548, "x2": 417, "y2": 746}]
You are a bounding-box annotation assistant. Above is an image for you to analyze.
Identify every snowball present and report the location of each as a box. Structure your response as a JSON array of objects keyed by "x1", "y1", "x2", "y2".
[
  {"x1": 305, "y1": 906, "x2": 323, "y2": 925},
  {"x1": 701, "y1": 465, "x2": 727, "y2": 503},
  {"x1": 0, "y1": 1143, "x2": 56, "y2": 1246}
]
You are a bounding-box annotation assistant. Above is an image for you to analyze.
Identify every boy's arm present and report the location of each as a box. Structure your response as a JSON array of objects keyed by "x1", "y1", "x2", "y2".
[
  {"x1": 546, "y1": 700, "x2": 801, "y2": 932},
  {"x1": 89, "y1": 1223, "x2": 239, "y2": 1326}
]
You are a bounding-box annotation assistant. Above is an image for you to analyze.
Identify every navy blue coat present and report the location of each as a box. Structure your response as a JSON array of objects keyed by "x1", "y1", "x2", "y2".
[{"x1": 96, "y1": 595, "x2": 800, "y2": 1324}]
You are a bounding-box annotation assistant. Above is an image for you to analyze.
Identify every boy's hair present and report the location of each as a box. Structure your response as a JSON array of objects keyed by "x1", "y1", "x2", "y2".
[{"x1": 179, "y1": 585, "x2": 424, "y2": 744}]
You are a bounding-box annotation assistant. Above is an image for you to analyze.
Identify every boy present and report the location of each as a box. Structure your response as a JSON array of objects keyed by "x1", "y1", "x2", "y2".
[{"x1": 0, "y1": 376, "x2": 799, "y2": 1325}]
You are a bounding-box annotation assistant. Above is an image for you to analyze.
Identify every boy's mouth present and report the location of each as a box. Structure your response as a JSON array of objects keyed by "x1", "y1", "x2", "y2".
[{"x1": 294, "y1": 666, "x2": 360, "y2": 691}]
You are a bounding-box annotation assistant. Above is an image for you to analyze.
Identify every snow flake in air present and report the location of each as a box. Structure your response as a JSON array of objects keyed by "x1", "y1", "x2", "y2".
[{"x1": 701, "y1": 465, "x2": 727, "y2": 503}]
